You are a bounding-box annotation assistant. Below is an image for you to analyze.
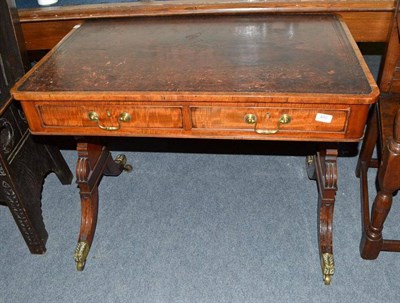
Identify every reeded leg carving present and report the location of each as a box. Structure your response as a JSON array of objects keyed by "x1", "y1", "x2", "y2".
[
  {"x1": 74, "y1": 141, "x2": 131, "y2": 271},
  {"x1": 360, "y1": 109, "x2": 400, "y2": 259},
  {"x1": 309, "y1": 149, "x2": 338, "y2": 285}
]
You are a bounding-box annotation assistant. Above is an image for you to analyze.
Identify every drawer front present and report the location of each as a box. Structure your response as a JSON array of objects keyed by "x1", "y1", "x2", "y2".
[
  {"x1": 190, "y1": 106, "x2": 349, "y2": 133},
  {"x1": 37, "y1": 105, "x2": 183, "y2": 129},
  {"x1": 22, "y1": 101, "x2": 367, "y2": 141}
]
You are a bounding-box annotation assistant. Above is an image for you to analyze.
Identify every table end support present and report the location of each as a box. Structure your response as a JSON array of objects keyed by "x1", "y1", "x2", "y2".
[
  {"x1": 74, "y1": 141, "x2": 130, "y2": 271},
  {"x1": 307, "y1": 148, "x2": 338, "y2": 285}
]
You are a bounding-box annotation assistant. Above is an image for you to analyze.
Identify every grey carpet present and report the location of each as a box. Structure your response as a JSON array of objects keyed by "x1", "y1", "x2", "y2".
[{"x1": 1, "y1": 53, "x2": 399, "y2": 303}]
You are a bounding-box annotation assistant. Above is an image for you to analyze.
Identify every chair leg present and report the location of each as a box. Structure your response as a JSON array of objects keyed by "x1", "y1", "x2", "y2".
[{"x1": 360, "y1": 109, "x2": 400, "y2": 259}]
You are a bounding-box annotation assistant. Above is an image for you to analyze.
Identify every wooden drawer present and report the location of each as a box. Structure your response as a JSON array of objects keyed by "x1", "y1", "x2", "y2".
[
  {"x1": 20, "y1": 101, "x2": 368, "y2": 141},
  {"x1": 190, "y1": 106, "x2": 349, "y2": 134},
  {"x1": 36, "y1": 104, "x2": 183, "y2": 130}
]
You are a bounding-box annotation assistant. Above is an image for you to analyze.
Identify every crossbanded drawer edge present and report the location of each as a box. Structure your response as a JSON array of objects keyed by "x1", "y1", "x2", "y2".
[
  {"x1": 190, "y1": 106, "x2": 350, "y2": 134},
  {"x1": 35, "y1": 104, "x2": 184, "y2": 129}
]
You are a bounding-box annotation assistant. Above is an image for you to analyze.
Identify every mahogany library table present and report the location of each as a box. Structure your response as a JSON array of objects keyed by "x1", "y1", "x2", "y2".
[{"x1": 12, "y1": 14, "x2": 379, "y2": 284}]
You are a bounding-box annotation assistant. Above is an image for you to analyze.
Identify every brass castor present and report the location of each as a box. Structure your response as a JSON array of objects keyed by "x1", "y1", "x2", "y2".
[
  {"x1": 74, "y1": 240, "x2": 90, "y2": 271},
  {"x1": 321, "y1": 253, "x2": 335, "y2": 285},
  {"x1": 115, "y1": 154, "x2": 133, "y2": 172}
]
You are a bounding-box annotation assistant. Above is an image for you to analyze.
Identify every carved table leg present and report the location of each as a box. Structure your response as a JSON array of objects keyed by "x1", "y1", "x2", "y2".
[
  {"x1": 307, "y1": 149, "x2": 338, "y2": 285},
  {"x1": 73, "y1": 141, "x2": 131, "y2": 271},
  {"x1": 360, "y1": 110, "x2": 400, "y2": 259}
]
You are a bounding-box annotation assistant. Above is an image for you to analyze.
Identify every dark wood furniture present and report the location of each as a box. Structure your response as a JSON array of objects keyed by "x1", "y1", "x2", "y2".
[
  {"x1": 12, "y1": 14, "x2": 379, "y2": 284},
  {"x1": 0, "y1": 0, "x2": 73, "y2": 254},
  {"x1": 357, "y1": 97, "x2": 400, "y2": 259},
  {"x1": 356, "y1": 3, "x2": 400, "y2": 259},
  {"x1": 17, "y1": 0, "x2": 397, "y2": 52}
]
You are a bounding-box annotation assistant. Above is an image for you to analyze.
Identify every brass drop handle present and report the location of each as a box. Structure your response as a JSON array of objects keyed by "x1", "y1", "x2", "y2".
[
  {"x1": 88, "y1": 111, "x2": 131, "y2": 131},
  {"x1": 244, "y1": 113, "x2": 291, "y2": 134}
]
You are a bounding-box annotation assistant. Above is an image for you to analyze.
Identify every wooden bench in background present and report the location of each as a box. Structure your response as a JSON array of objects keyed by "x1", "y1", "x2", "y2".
[
  {"x1": 356, "y1": 0, "x2": 400, "y2": 260},
  {"x1": 17, "y1": 0, "x2": 397, "y2": 52}
]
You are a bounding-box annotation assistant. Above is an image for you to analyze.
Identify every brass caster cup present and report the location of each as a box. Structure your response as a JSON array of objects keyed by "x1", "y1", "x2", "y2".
[{"x1": 74, "y1": 240, "x2": 90, "y2": 271}]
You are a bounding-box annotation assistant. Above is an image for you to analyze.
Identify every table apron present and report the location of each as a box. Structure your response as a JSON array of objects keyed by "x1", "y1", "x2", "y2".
[{"x1": 20, "y1": 101, "x2": 370, "y2": 141}]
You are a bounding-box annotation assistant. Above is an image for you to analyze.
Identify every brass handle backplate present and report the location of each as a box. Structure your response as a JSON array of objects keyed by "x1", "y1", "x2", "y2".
[
  {"x1": 88, "y1": 111, "x2": 131, "y2": 131},
  {"x1": 244, "y1": 113, "x2": 291, "y2": 134}
]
